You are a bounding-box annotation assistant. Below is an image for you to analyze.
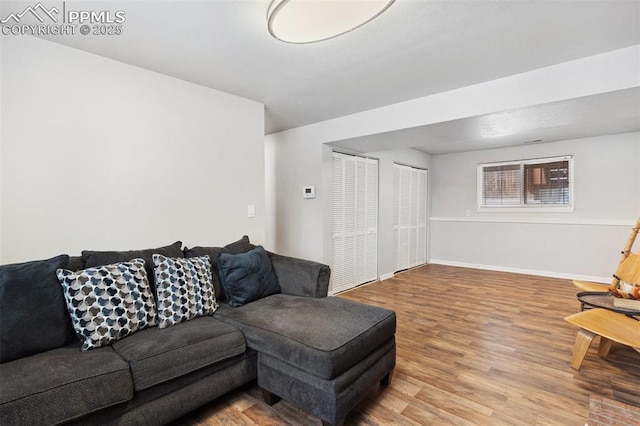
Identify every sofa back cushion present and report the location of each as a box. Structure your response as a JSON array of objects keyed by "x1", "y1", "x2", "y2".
[
  {"x1": 81, "y1": 241, "x2": 183, "y2": 294},
  {"x1": 67, "y1": 256, "x2": 85, "y2": 271},
  {"x1": 184, "y1": 235, "x2": 255, "y2": 301},
  {"x1": 0, "y1": 255, "x2": 76, "y2": 363}
]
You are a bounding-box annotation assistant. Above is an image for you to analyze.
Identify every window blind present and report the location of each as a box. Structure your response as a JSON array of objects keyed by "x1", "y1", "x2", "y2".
[
  {"x1": 478, "y1": 156, "x2": 572, "y2": 209},
  {"x1": 482, "y1": 164, "x2": 521, "y2": 206},
  {"x1": 524, "y1": 160, "x2": 570, "y2": 205}
]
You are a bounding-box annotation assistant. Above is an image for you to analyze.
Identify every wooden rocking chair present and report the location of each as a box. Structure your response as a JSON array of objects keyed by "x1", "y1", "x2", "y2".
[{"x1": 564, "y1": 216, "x2": 640, "y2": 370}]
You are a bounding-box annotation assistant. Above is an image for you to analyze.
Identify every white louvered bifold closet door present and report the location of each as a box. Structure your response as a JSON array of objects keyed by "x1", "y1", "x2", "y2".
[
  {"x1": 332, "y1": 153, "x2": 378, "y2": 294},
  {"x1": 393, "y1": 164, "x2": 428, "y2": 273}
]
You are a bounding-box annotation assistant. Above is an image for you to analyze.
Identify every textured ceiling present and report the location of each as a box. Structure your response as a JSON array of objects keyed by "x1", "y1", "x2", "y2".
[
  {"x1": 9, "y1": 0, "x2": 640, "y2": 151},
  {"x1": 329, "y1": 88, "x2": 640, "y2": 155}
]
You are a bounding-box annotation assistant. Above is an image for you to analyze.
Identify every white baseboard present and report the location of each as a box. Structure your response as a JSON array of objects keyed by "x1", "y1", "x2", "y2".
[
  {"x1": 379, "y1": 272, "x2": 395, "y2": 281},
  {"x1": 428, "y1": 259, "x2": 610, "y2": 284}
]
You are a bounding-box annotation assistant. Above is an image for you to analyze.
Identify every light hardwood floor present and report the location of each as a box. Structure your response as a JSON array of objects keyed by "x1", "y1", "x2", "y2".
[{"x1": 171, "y1": 264, "x2": 640, "y2": 425}]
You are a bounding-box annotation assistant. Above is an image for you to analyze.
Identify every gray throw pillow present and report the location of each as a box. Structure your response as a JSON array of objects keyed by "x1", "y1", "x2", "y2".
[
  {"x1": 184, "y1": 236, "x2": 256, "y2": 301},
  {"x1": 217, "y1": 246, "x2": 280, "y2": 307},
  {"x1": 0, "y1": 255, "x2": 76, "y2": 363}
]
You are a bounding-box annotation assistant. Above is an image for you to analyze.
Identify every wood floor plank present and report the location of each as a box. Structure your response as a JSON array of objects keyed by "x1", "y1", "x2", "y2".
[{"x1": 171, "y1": 264, "x2": 640, "y2": 425}]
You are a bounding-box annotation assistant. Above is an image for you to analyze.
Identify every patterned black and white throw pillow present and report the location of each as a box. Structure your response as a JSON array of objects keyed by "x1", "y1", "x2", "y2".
[
  {"x1": 56, "y1": 258, "x2": 157, "y2": 350},
  {"x1": 152, "y1": 254, "x2": 217, "y2": 329}
]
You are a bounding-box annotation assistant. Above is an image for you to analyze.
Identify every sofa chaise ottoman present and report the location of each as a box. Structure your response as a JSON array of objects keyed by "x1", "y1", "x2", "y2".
[
  {"x1": 214, "y1": 249, "x2": 396, "y2": 426},
  {"x1": 215, "y1": 295, "x2": 396, "y2": 426}
]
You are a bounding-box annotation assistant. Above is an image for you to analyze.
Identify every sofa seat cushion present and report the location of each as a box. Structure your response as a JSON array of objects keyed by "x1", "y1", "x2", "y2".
[
  {"x1": 214, "y1": 295, "x2": 396, "y2": 380},
  {"x1": 0, "y1": 344, "x2": 133, "y2": 426},
  {"x1": 112, "y1": 316, "x2": 246, "y2": 391}
]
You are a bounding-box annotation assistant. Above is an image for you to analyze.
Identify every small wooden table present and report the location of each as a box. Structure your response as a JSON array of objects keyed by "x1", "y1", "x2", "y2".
[{"x1": 577, "y1": 291, "x2": 640, "y2": 316}]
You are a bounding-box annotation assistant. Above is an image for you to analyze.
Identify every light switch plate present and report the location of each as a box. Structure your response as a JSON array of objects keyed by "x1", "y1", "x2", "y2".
[
  {"x1": 248, "y1": 204, "x2": 255, "y2": 218},
  {"x1": 303, "y1": 186, "x2": 316, "y2": 199}
]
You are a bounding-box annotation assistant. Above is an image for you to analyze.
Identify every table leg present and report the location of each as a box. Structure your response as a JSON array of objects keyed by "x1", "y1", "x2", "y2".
[
  {"x1": 598, "y1": 336, "x2": 613, "y2": 359},
  {"x1": 570, "y1": 328, "x2": 597, "y2": 370}
]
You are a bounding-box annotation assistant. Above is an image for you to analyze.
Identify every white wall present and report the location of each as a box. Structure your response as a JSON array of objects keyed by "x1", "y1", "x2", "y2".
[
  {"x1": 1, "y1": 36, "x2": 265, "y2": 263},
  {"x1": 264, "y1": 133, "x2": 326, "y2": 262},
  {"x1": 265, "y1": 46, "x2": 639, "y2": 270},
  {"x1": 429, "y1": 132, "x2": 640, "y2": 281},
  {"x1": 264, "y1": 128, "x2": 433, "y2": 280},
  {"x1": 363, "y1": 149, "x2": 431, "y2": 279}
]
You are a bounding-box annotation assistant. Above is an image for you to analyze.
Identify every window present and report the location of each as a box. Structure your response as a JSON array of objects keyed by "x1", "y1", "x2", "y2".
[{"x1": 477, "y1": 156, "x2": 573, "y2": 210}]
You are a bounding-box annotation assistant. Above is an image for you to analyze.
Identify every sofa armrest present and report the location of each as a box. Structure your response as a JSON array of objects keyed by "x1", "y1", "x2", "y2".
[{"x1": 267, "y1": 252, "x2": 330, "y2": 298}]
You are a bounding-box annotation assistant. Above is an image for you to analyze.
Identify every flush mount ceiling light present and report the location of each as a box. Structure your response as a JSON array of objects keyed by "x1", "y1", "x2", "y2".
[{"x1": 267, "y1": 0, "x2": 396, "y2": 44}]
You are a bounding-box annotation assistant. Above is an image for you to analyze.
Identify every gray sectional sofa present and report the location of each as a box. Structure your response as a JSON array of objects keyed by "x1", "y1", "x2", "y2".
[{"x1": 0, "y1": 237, "x2": 396, "y2": 426}]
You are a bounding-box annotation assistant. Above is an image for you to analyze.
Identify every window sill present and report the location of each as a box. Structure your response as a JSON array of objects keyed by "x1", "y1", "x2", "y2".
[{"x1": 477, "y1": 206, "x2": 575, "y2": 213}]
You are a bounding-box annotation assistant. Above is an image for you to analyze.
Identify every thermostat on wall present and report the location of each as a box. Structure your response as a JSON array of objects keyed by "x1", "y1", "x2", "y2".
[{"x1": 303, "y1": 186, "x2": 316, "y2": 199}]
